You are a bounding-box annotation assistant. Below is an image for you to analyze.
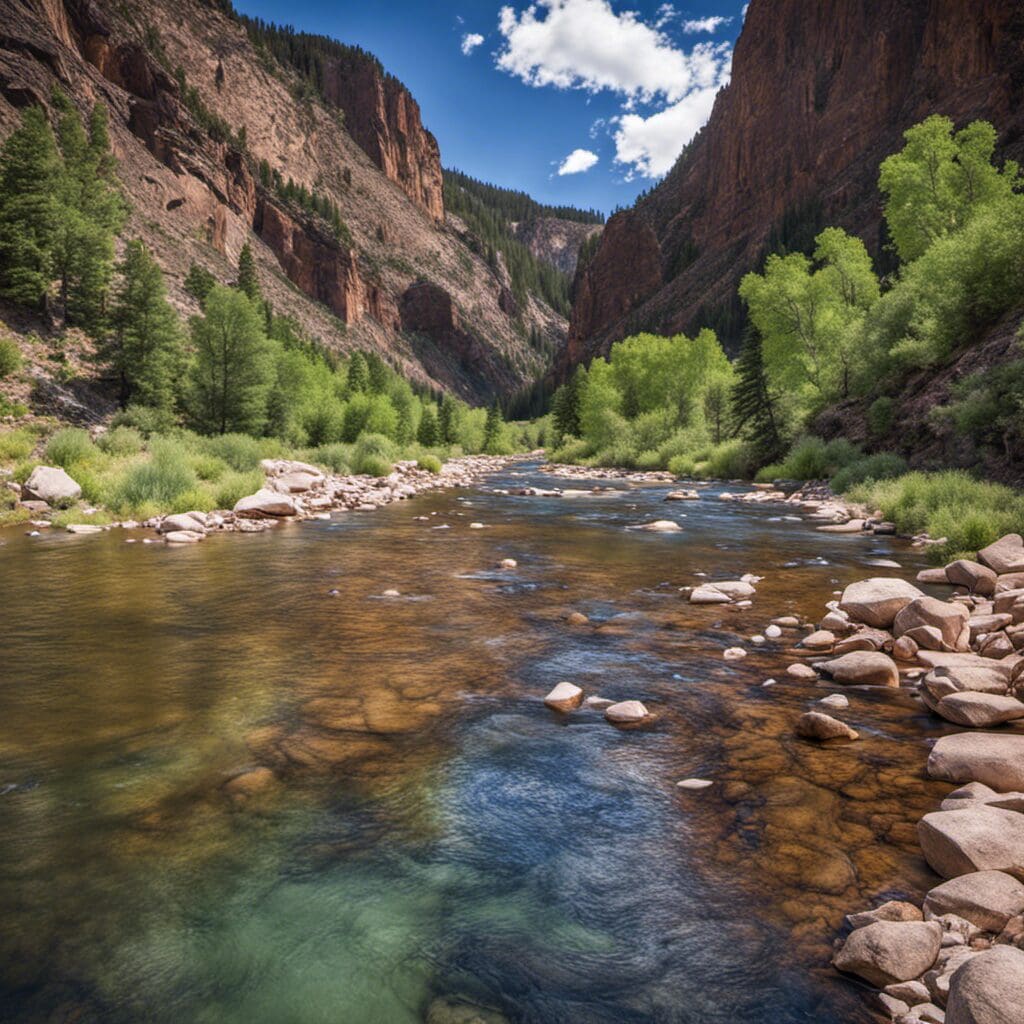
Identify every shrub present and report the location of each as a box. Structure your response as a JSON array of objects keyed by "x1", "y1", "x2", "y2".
[
  {"x1": 0, "y1": 427, "x2": 35, "y2": 462},
  {"x1": 112, "y1": 404, "x2": 177, "y2": 437},
  {"x1": 634, "y1": 449, "x2": 664, "y2": 470},
  {"x1": 212, "y1": 469, "x2": 262, "y2": 509},
  {"x1": 701, "y1": 440, "x2": 755, "y2": 479},
  {"x1": 867, "y1": 397, "x2": 895, "y2": 437},
  {"x1": 308, "y1": 442, "x2": 352, "y2": 475},
  {"x1": 830, "y1": 452, "x2": 907, "y2": 493},
  {"x1": 667, "y1": 454, "x2": 697, "y2": 477},
  {"x1": 189, "y1": 452, "x2": 229, "y2": 482},
  {"x1": 201, "y1": 432, "x2": 264, "y2": 472},
  {"x1": 170, "y1": 487, "x2": 218, "y2": 514},
  {"x1": 46, "y1": 428, "x2": 95, "y2": 468},
  {"x1": 756, "y1": 435, "x2": 862, "y2": 481},
  {"x1": 548, "y1": 437, "x2": 591, "y2": 464},
  {"x1": 0, "y1": 337, "x2": 22, "y2": 378},
  {"x1": 109, "y1": 439, "x2": 197, "y2": 514},
  {"x1": 417, "y1": 454, "x2": 442, "y2": 474},
  {"x1": 352, "y1": 433, "x2": 395, "y2": 475},
  {"x1": 355, "y1": 453, "x2": 392, "y2": 477},
  {"x1": 96, "y1": 426, "x2": 144, "y2": 457}
]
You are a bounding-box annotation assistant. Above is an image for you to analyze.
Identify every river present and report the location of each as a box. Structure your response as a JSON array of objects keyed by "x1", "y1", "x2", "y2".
[{"x1": 0, "y1": 462, "x2": 954, "y2": 1023}]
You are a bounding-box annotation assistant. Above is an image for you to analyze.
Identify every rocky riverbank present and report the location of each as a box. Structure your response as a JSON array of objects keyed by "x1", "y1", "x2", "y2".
[
  {"x1": 3, "y1": 454, "x2": 527, "y2": 542},
  {"x1": 770, "y1": 538, "x2": 1024, "y2": 1022}
]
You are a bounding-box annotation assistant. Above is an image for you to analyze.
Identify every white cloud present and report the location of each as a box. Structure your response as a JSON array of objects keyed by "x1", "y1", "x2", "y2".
[
  {"x1": 681, "y1": 15, "x2": 732, "y2": 33},
  {"x1": 557, "y1": 148, "x2": 600, "y2": 175},
  {"x1": 495, "y1": 1, "x2": 732, "y2": 179},
  {"x1": 461, "y1": 32, "x2": 485, "y2": 55}
]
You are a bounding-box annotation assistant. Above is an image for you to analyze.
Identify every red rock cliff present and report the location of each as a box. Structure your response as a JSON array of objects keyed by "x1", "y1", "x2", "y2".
[
  {"x1": 561, "y1": 0, "x2": 1024, "y2": 377},
  {"x1": 322, "y1": 55, "x2": 444, "y2": 222}
]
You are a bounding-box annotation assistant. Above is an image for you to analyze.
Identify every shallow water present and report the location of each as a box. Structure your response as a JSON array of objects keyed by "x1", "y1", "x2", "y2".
[{"x1": 0, "y1": 464, "x2": 954, "y2": 1022}]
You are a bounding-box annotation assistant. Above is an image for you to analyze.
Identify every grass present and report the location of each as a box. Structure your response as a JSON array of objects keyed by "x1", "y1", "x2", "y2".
[
  {"x1": 848, "y1": 470, "x2": 1024, "y2": 561},
  {"x1": 0, "y1": 427, "x2": 36, "y2": 462}
]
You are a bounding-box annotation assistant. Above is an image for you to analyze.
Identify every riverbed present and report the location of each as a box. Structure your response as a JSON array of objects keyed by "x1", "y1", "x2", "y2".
[{"x1": 0, "y1": 462, "x2": 953, "y2": 1023}]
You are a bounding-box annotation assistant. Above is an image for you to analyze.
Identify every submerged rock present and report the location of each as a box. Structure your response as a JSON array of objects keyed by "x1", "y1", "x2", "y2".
[
  {"x1": 795, "y1": 711, "x2": 858, "y2": 741},
  {"x1": 636, "y1": 519, "x2": 682, "y2": 532}
]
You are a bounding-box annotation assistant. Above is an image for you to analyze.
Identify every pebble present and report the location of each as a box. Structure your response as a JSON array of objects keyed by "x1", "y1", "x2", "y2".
[
  {"x1": 724, "y1": 647, "x2": 747, "y2": 660},
  {"x1": 677, "y1": 778, "x2": 714, "y2": 791},
  {"x1": 765, "y1": 624, "x2": 783, "y2": 639}
]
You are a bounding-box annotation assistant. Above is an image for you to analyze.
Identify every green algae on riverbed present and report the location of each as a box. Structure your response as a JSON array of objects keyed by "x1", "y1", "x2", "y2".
[{"x1": 0, "y1": 465, "x2": 949, "y2": 1022}]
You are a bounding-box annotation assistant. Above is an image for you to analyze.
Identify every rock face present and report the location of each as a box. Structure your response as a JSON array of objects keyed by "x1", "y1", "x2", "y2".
[
  {"x1": 558, "y1": 0, "x2": 1023, "y2": 377},
  {"x1": 832, "y1": 920, "x2": 942, "y2": 987},
  {"x1": 512, "y1": 218, "x2": 602, "y2": 276},
  {"x1": 946, "y1": 946, "x2": 1024, "y2": 1024}
]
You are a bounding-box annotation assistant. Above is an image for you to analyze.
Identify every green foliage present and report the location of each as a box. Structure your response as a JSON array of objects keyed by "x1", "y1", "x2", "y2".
[
  {"x1": 351, "y1": 433, "x2": 394, "y2": 476},
  {"x1": 849, "y1": 470, "x2": 1024, "y2": 561},
  {"x1": 188, "y1": 286, "x2": 274, "y2": 435},
  {"x1": 417, "y1": 453, "x2": 442, "y2": 473},
  {"x1": 111, "y1": 403, "x2": 178, "y2": 437},
  {"x1": 830, "y1": 452, "x2": 907, "y2": 493},
  {"x1": 308, "y1": 442, "x2": 351, "y2": 475},
  {"x1": 200, "y1": 432, "x2": 265, "y2": 472},
  {"x1": 483, "y1": 404, "x2": 504, "y2": 454},
  {"x1": 109, "y1": 438, "x2": 197, "y2": 513},
  {"x1": 730, "y1": 326, "x2": 784, "y2": 462},
  {"x1": 756, "y1": 435, "x2": 863, "y2": 482},
  {"x1": 867, "y1": 396, "x2": 895, "y2": 437},
  {"x1": 236, "y1": 242, "x2": 261, "y2": 303},
  {"x1": 0, "y1": 337, "x2": 21, "y2": 378},
  {"x1": 438, "y1": 393, "x2": 461, "y2": 445},
  {"x1": 184, "y1": 262, "x2": 217, "y2": 304},
  {"x1": 879, "y1": 115, "x2": 1020, "y2": 263},
  {"x1": 45, "y1": 427, "x2": 94, "y2": 468},
  {"x1": 417, "y1": 404, "x2": 439, "y2": 446},
  {"x1": 96, "y1": 426, "x2": 144, "y2": 457},
  {"x1": 105, "y1": 239, "x2": 183, "y2": 410},
  {"x1": 0, "y1": 427, "x2": 35, "y2": 462},
  {"x1": 211, "y1": 469, "x2": 263, "y2": 509},
  {"x1": 551, "y1": 365, "x2": 584, "y2": 442}
]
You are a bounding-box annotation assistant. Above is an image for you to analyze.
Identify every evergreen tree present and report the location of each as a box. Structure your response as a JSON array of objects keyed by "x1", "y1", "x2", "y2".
[
  {"x1": 703, "y1": 379, "x2": 730, "y2": 445},
  {"x1": 551, "y1": 366, "x2": 584, "y2": 440},
  {"x1": 0, "y1": 106, "x2": 60, "y2": 307},
  {"x1": 184, "y1": 262, "x2": 217, "y2": 305},
  {"x1": 236, "y1": 242, "x2": 261, "y2": 303},
  {"x1": 483, "y1": 403, "x2": 504, "y2": 454},
  {"x1": 417, "y1": 404, "x2": 439, "y2": 446},
  {"x1": 106, "y1": 239, "x2": 183, "y2": 410},
  {"x1": 396, "y1": 402, "x2": 415, "y2": 445},
  {"x1": 366, "y1": 351, "x2": 389, "y2": 393},
  {"x1": 730, "y1": 326, "x2": 783, "y2": 462},
  {"x1": 188, "y1": 285, "x2": 274, "y2": 435},
  {"x1": 346, "y1": 351, "x2": 369, "y2": 394},
  {"x1": 438, "y1": 393, "x2": 461, "y2": 445}
]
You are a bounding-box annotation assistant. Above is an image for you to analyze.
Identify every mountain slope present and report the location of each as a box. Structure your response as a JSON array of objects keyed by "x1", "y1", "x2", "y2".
[
  {"x1": 559, "y1": 0, "x2": 1024, "y2": 378},
  {"x1": 0, "y1": 0, "x2": 566, "y2": 404}
]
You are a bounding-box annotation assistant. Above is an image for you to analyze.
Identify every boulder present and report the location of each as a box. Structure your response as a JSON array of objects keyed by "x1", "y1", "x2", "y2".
[
  {"x1": 945, "y1": 946, "x2": 1024, "y2": 1024},
  {"x1": 917, "y1": 806, "x2": 1024, "y2": 879},
  {"x1": 921, "y1": 666, "x2": 1010, "y2": 700},
  {"x1": 159, "y1": 511, "x2": 207, "y2": 534},
  {"x1": 583, "y1": 695, "x2": 614, "y2": 710},
  {"x1": 665, "y1": 490, "x2": 699, "y2": 501},
  {"x1": 977, "y1": 534, "x2": 1024, "y2": 575},
  {"x1": 786, "y1": 663, "x2": 819, "y2": 680},
  {"x1": 164, "y1": 530, "x2": 204, "y2": 544},
  {"x1": 637, "y1": 520, "x2": 682, "y2": 532},
  {"x1": 839, "y1": 577, "x2": 923, "y2": 628},
  {"x1": 834, "y1": 627, "x2": 893, "y2": 654},
  {"x1": 884, "y1": 980, "x2": 931, "y2": 1006},
  {"x1": 928, "y1": 733, "x2": 1024, "y2": 792},
  {"x1": 65, "y1": 523, "x2": 102, "y2": 534},
  {"x1": 968, "y1": 613, "x2": 1013, "y2": 640},
  {"x1": 946, "y1": 560, "x2": 997, "y2": 597},
  {"x1": 818, "y1": 651, "x2": 900, "y2": 687},
  {"x1": 996, "y1": 574, "x2": 1024, "y2": 594},
  {"x1": 604, "y1": 700, "x2": 650, "y2": 724},
  {"x1": 271, "y1": 470, "x2": 322, "y2": 494},
  {"x1": 934, "y1": 692, "x2": 1024, "y2": 728},
  {"x1": 846, "y1": 900, "x2": 923, "y2": 930},
  {"x1": 233, "y1": 489, "x2": 298, "y2": 518},
  {"x1": 832, "y1": 920, "x2": 942, "y2": 987},
  {"x1": 795, "y1": 711, "x2": 858, "y2": 741},
  {"x1": 23, "y1": 465, "x2": 81, "y2": 505},
  {"x1": 565, "y1": 611, "x2": 590, "y2": 626},
  {"x1": 819, "y1": 693, "x2": 850, "y2": 710},
  {"x1": 543, "y1": 682, "x2": 583, "y2": 712},
  {"x1": 690, "y1": 584, "x2": 733, "y2": 604},
  {"x1": 802, "y1": 630, "x2": 836, "y2": 650},
  {"x1": 709, "y1": 580, "x2": 756, "y2": 600},
  {"x1": 918, "y1": 568, "x2": 951, "y2": 585},
  {"x1": 894, "y1": 636, "x2": 920, "y2": 661},
  {"x1": 923, "y1": 871, "x2": 1024, "y2": 932},
  {"x1": 895, "y1": 596, "x2": 970, "y2": 652}
]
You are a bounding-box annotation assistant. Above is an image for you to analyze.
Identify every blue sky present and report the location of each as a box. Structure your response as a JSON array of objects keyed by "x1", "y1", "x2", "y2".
[{"x1": 233, "y1": 1, "x2": 745, "y2": 214}]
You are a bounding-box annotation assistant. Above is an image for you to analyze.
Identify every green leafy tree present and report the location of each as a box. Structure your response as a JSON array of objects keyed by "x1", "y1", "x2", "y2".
[
  {"x1": 417, "y1": 404, "x2": 439, "y2": 446},
  {"x1": 346, "y1": 351, "x2": 369, "y2": 394},
  {"x1": 184, "y1": 262, "x2": 217, "y2": 305},
  {"x1": 106, "y1": 239, "x2": 183, "y2": 410},
  {"x1": 236, "y1": 242, "x2": 261, "y2": 304},
  {"x1": 188, "y1": 285, "x2": 274, "y2": 435},
  {"x1": 879, "y1": 115, "x2": 1020, "y2": 264},
  {"x1": 0, "y1": 106, "x2": 61, "y2": 307},
  {"x1": 483, "y1": 403, "x2": 504, "y2": 454}
]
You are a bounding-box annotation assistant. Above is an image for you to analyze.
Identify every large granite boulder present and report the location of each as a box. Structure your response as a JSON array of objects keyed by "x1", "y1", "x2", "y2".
[
  {"x1": 233, "y1": 489, "x2": 298, "y2": 518},
  {"x1": 832, "y1": 920, "x2": 941, "y2": 987},
  {"x1": 977, "y1": 534, "x2": 1024, "y2": 575},
  {"x1": 918, "y1": 806, "x2": 1024, "y2": 879},
  {"x1": 839, "y1": 578, "x2": 923, "y2": 628},
  {"x1": 927, "y1": 733, "x2": 1024, "y2": 792},
  {"x1": 894, "y1": 596, "x2": 970, "y2": 652},
  {"x1": 817, "y1": 651, "x2": 900, "y2": 687},
  {"x1": 923, "y1": 871, "x2": 1024, "y2": 932},
  {"x1": 934, "y1": 691, "x2": 1024, "y2": 728},
  {"x1": 22, "y1": 465, "x2": 81, "y2": 505},
  {"x1": 946, "y1": 946, "x2": 1024, "y2": 1024}
]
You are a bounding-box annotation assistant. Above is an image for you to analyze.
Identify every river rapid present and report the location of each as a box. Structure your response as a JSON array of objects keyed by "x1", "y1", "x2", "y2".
[{"x1": 0, "y1": 461, "x2": 954, "y2": 1023}]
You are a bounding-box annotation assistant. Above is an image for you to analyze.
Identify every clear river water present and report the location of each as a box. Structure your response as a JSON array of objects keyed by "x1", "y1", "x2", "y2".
[{"x1": 0, "y1": 462, "x2": 956, "y2": 1023}]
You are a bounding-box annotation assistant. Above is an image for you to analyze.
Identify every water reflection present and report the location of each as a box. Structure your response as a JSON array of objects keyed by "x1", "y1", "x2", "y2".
[{"x1": 0, "y1": 464, "x2": 945, "y2": 1021}]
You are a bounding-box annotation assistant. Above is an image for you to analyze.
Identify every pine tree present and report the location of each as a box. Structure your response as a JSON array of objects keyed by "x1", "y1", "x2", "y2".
[
  {"x1": 184, "y1": 262, "x2": 217, "y2": 305},
  {"x1": 417, "y1": 404, "x2": 439, "y2": 446},
  {"x1": 346, "y1": 351, "x2": 369, "y2": 394},
  {"x1": 0, "y1": 106, "x2": 60, "y2": 307},
  {"x1": 107, "y1": 239, "x2": 183, "y2": 410},
  {"x1": 366, "y1": 352, "x2": 389, "y2": 393},
  {"x1": 551, "y1": 366, "x2": 584, "y2": 441},
  {"x1": 236, "y1": 242, "x2": 261, "y2": 304},
  {"x1": 438, "y1": 394, "x2": 460, "y2": 445},
  {"x1": 188, "y1": 285, "x2": 274, "y2": 435},
  {"x1": 730, "y1": 326, "x2": 783, "y2": 462},
  {"x1": 396, "y1": 402, "x2": 415, "y2": 445},
  {"x1": 483, "y1": 403, "x2": 504, "y2": 454}
]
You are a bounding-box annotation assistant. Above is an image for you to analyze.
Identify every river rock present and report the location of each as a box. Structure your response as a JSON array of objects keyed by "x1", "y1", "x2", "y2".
[
  {"x1": 833, "y1": 920, "x2": 942, "y2": 987},
  {"x1": 787, "y1": 663, "x2": 818, "y2": 680},
  {"x1": 271, "y1": 470, "x2": 322, "y2": 494},
  {"x1": 23, "y1": 465, "x2": 81, "y2": 505},
  {"x1": 159, "y1": 511, "x2": 207, "y2": 534},
  {"x1": 164, "y1": 530, "x2": 204, "y2": 544},
  {"x1": 543, "y1": 682, "x2": 583, "y2": 712},
  {"x1": 946, "y1": 560, "x2": 998, "y2": 597},
  {"x1": 665, "y1": 490, "x2": 699, "y2": 501},
  {"x1": 765, "y1": 624, "x2": 783, "y2": 639},
  {"x1": 566, "y1": 611, "x2": 590, "y2": 626},
  {"x1": 928, "y1": 733, "x2": 1024, "y2": 792},
  {"x1": 819, "y1": 693, "x2": 849, "y2": 710},
  {"x1": 840, "y1": 577, "x2": 924, "y2": 628},
  {"x1": 65, "y1": 523, "x2": 102, "y2": 534},
  {"x1": 934, "y1": 692, "x2": 1024, "y2": 728},
  {"x1": 894, "y1": 636, "x2": 920, "y2": 661},
  {"x1": 918, "y1": 806, "x2": 1024, "y2": 879},
  {"x1": 803, "y1": 630, "x2": 836, "y2": 650},
  {"x1": 690, "y1": 584, "x2": 732, "y2": 604},
  {"x1": 723, "y1": 647, "x2": 747, "y2": 660},
  {"x1": 584, "y1": 695, "x2": 614, "y2": 710},
  {"x1": 894, "y1": 597, "x2": 970, "y2": 652},
  {"x1": 604, "y1": 700, "x2": 650, "y2": 724},
  {"x1": 945, "y1": 946, "x2": 1024, "y2": 1024},
  {"x1": 846, "y1": 901, "x2": 923, "y2": 930},
  {"x1": 818, "y1": 651, "x2": 900, "y2": 687},
  {"x1": 834, "y1": 627, "x2": 893, "y2": 655},
  {"x1": 978, "y1": 534, "x2": 1024, "y2": 575},
  {"x1": 234, "y1": 489, "x2": 298, "y2": 518},
  {"x1": 223, "y1": 766, "x2": 277, "y2": 801},
  {"x1": 919, "y1": 568, "x2": 951, "y2": 585},
  {"x1": 637, "y1": 520, "x2": 681, "y2": 532},
  {"x1": 499, "y1": 558, "x2": 518, "y2": 569},
  {"x1": 923, "y1": 872, "x2": 1024, "y2": 932},
  {"x1": 677, "y1": 778, "x2": 714, "y2": 790},
  {"x1": 709, "y1": 580, "x2": 757, "y2": 600},
  {"x1": 796, "y1": 711, "x2": 858, "y2": 741}
]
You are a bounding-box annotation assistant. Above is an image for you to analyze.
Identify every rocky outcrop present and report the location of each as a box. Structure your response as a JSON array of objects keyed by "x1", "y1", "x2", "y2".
[
  {"x1": 561, "y1": 0, "x2": 1024, "y2": 374},
  {"x1": 512, "y1": 217, "x2": 601, "y2": 276},
  {"x1": 321, "y1": 54, "x2": 443, "y2": 222}
]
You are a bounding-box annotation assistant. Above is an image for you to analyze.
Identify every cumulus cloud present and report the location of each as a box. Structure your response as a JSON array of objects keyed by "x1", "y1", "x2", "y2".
[
  {"x1": 461, "y1": 32, "x2": 485, "y2": 55},
  {"x1": 495, "y1": 1, "x2": 732, "y2": 178},
  {"x1": 557, "y1": 148, "x2": 600, "y2": 175},
  {"x1": 681, "y1": 15, "x2": 732, "y2": 34}
]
